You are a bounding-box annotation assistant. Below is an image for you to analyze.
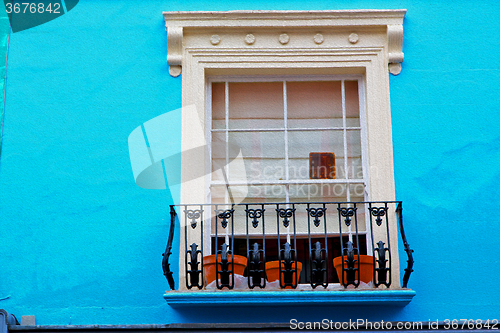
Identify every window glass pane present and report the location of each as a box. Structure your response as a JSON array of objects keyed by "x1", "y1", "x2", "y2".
[
  {"x1": 212, "y1": 82, "x2": 225, "y2": 130},
  {"x1": 289, "y1": 183, "x2": 347, "y2": 202},
  {"x1": 228, "y1": 131, "x2": 285, "y2": 182},
  {"x1": 228, "y1": 82, "x2": 284, "y2": 129},
  {"x1": 347, "y1": 129, "x2": 363, "y2": 179},
  {"x1": 228, "y1": 119, "x2": 284, "y2": 130},
  {"x1": 211, "y1": 132, "x2": 226, "y2": 182},
  {"x1": 287, "y1": 81, "x2": 342, "y2": 128},
  {"x1": 247, "y1": 158, "x2": 286, "y2": 182},
  {"x1": 349, "y1": 184, "x2": 366, "y2": 199},
  {"x1": 246, "y1": 185, "x2": 287, "y2": 201},
  {"x1": 211, "y1": 185, "x2": 287, "y2": 203},
  {"x1": 345, "y1": 80, "x2": 360, "y2": 127},
  {"x1": 287, "y1": 130, "x2": 344, "y2": 180},
  {"x1": 211, "y1": 79, "x2": 364, "y2": 199},
  {"x1": 229, "y1": 131, "x2": 285, "y2": 159},
  {"x1": 210, "y1": 184, "x2": 229, "y2": 203}
]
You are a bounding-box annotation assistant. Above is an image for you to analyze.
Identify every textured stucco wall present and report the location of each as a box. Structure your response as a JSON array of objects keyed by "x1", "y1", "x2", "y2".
[
  {"x1": 0, "y1": 0, "x2": 499, "y2": 325},
  {"x1": 0, "y1": 8, "x2": 9, "y2": 159}
]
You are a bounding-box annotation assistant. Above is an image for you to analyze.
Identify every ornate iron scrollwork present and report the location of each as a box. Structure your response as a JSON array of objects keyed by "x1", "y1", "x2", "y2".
[
  {"x1": 310, "y1": 241, "x2": 327, "y2": 288},
  {"x1": 279, "y1": 242, "x2": 299, "y2": 288},
  {"x1": 185, "y1": 209, "x2": 202, "y2": 229},
  {"x1": 215, "y1": 209, "x2": 234, "y2": 229},
  {"x1": 396, "y1": 203, "x2": 414, "y2": 288},
  {"x1": 248, "y1": 242, "x2": 265, "y2": 288},
  {"x1": 307, "y1": 207, "x2": 326, "y2": 227},
  {"x1": 246, "y1": 208, "x2": 265, "y2": 228},
  {"x1": 338, "y1": 207, "x2": 357, "y2": 226},
  {"x1": 341, "y1": 241, "x2": 359, "y2": 287},
  {"x1": 186, "y1": 242, "x2": 203, "y2": 289},
  {"x1": 162, "y1": 206, "x2": 176, "y2": 290},
  {"x1": 374, "y1": 240, "x2": 391, "y2": 287},
  {"x1": 276, "y1": 208, "x2": 295, "y2": 228},
  {"x1": 369, "y1": 206, "x2": 388, "y2": 226},
  {"x1": 216, "y1": 243, "x2": 233, "y2": 289}
]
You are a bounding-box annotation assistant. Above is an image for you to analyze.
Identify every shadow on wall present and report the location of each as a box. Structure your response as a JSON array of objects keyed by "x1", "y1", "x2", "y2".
[{"x1": 171, "y1": 304, "x2": 408, "y2": 324}]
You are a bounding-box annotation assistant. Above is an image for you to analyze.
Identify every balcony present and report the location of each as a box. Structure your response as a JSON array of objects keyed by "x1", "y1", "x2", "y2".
[{"x1": 162, "y1": 201, "x2": 415, "y2": 307}]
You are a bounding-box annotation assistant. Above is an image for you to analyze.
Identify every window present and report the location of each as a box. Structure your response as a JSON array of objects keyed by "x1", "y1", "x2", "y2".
[
  {"x1": 162, "y1": 10, "x2": 414, "y2": 302},
  {"x1": 210, "y1": 77, "x2": 366, "y2": 205}
]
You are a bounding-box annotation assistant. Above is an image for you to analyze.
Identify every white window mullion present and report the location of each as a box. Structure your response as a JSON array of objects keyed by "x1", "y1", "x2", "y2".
[
  {"x1": 211, "y1": 179, "x2": 365, "y2": 186},
  {"x1": 224, "y1": 81, "x2": 230, "y2": 204},
  {"x1": 283, "y1": 81, "x2": 290, "y2": 203},
  {"x1": 341, "y1": 79, "x2": 353, "y2": 242},
  {"x1": 212, "y1": 127, "x2": 358, "y2": 133},
  {"x1": 207, "y1": 81, "x2": 213, "y2": 205},
  {"x1": 341, "y1": 80, "x2": 350, "y2": 201},
  {"x1": 359, "y1": 78, "x2": 369, "y2": 200},
  {"x1": 358, "y1": 78, "x2": 373, "y2": 256}
]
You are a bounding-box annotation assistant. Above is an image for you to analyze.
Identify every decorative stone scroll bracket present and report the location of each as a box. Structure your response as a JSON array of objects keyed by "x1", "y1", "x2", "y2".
[
  {"x1": 167, "y1": 26, "x2": 182, "y2": 77},
  {"x1": 163, "y1": 10, "x2": 406, "y2": 77},
  {"x1": 387, "y1": 24, "x2": 404, "y2": 75}
]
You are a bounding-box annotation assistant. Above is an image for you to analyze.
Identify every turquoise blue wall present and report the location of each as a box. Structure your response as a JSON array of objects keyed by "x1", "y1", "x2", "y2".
[{"x1": 1, "y1": 0, "x2": 499, "y2": 325}]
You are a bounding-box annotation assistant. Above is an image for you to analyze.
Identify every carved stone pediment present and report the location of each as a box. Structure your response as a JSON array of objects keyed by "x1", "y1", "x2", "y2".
[{"x1": 163, "y1": 10, "x2": 406, "y2": 77}]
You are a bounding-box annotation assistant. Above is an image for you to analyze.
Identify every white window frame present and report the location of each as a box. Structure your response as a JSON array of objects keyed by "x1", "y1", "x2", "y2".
[{"x1": 163, "y1": 9, "x2": 406, "y2": 290}]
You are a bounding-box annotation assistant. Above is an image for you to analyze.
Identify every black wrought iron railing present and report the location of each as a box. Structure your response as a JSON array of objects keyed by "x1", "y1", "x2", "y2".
[{"x1": 162, "y1": 201, "x2": 414, "y2": 290}]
